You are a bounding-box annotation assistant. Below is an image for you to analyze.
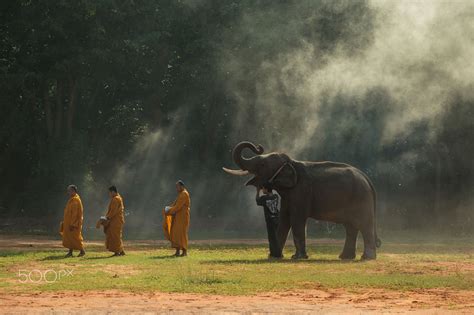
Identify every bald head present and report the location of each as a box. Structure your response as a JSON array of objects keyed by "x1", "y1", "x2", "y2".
[
  {"x1": 176, "y1": 180, "x2": 185, "y2": 193},
  {"x1": 67, "y1": 185, "x2": 77, "y2": 197}
]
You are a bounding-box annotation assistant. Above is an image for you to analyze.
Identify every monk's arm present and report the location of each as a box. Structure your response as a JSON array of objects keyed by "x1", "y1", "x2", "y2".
[
  {"x1": 106, "y1": 199, "x2": 120, "y2": 220},
  {"x1": 168, "y1": 193, "x2": 188, "y2": 215},
  {"x1": 71, "y1": 200, "x2": 83, "y2": 228}
]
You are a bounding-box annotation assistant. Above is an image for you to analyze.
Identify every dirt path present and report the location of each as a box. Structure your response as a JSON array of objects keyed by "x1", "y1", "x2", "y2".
[
  {"x1": 0, "y1": 235, "x2": 343, "y2": 250},
  {"x1": 1, "y1": 288, "x2": 473, "y2": 314}
]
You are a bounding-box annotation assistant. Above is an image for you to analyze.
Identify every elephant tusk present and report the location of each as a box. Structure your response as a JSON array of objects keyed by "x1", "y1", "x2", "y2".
[{"x1": 222, "y1": 167, "x2": 249, "y2": 176}]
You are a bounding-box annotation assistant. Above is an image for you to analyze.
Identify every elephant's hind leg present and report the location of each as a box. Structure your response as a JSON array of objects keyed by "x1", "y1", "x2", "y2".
[
  {"x1": 360, "y1": 226, "x2": 377, "y2": 260},
  {"x1": 339, "y1": 224, "x2": 358, "y2": 260}
]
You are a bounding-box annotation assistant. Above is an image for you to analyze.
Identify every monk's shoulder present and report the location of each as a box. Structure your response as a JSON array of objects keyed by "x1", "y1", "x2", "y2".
[
  {"x1": 113, "y1": 195, "x2": 124, "y2": 206},
  {"x1": 70, "y1": 196, "x2": 83, "y2": 209},
  {"x1": 182, "y1": 190, "x2": 190, "y2": 200},
  {"x1": 73, "y1": 195, "x2": 82, "y2": 204}
]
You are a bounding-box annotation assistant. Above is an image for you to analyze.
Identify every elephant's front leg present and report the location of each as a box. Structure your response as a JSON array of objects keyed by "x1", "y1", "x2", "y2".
[
  {"x1": 276, "y1": 200, "x2": 291, "y2": 257},
  {"x1": 290, "y1": 216, "x2": 308, "y2": 259}
]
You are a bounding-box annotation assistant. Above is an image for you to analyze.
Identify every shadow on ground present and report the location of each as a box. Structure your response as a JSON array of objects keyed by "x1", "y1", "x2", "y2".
[{"x1": 201, "y1": 258, "x2": 363, "y2": 265}]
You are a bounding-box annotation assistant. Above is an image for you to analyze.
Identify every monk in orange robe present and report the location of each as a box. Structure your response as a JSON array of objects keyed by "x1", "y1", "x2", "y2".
[
  {"x1": 104, "y1": 185, "x2": 125, "y2": 256},
  {"x1": 60, "y1": 185, "x2": 85, "y2": 257},
  {"x1": 163, "y1": 180, "x2": 191, "y2": 256}
]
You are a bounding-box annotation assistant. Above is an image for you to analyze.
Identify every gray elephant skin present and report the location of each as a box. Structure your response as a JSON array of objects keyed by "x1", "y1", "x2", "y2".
[{"x1": 223, "y1": 141, "x2": 381, "y2": 260}]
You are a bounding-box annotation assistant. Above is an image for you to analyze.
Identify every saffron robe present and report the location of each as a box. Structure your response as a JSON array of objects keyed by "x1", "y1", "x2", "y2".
[
  {"x1": 105, "y1": 194, "x2": 125, "y2": 253},
  {"x1": 60, "y1": 193, "x2": 84, "y2": 250},
  {"x1": 163, "y1": 189, "x2": 190, "y2": 250}
]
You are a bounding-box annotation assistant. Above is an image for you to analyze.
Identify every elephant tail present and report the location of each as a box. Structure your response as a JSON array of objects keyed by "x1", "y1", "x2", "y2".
[{"x1": 361, "y1": 171, "x2": 382, "y2": 248}]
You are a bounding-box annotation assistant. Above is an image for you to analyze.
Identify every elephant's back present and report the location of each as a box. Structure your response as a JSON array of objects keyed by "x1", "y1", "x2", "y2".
[
  {"x1": 300, "y1": 161, "x2": 357, "y2": 181},
  {"x1": 305, "y1": 161, "x2": 371, "y2": 188},
  {"x1": 301, "y1": 161, "x2": 373, "y2": 217},
  {"x1": 302, "y1": 160, "x2": 353, "y2": 169}
]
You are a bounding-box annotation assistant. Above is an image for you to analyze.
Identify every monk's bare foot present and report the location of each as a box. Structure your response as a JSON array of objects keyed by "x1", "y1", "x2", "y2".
[
  {"x1": 180, "y1": 250, "x2": 187, "y2": 257},
  {"x1": 112, "y1": 252, "x2": 121, "y2": 257},
  {"x1": 119, "y1": 251, "x2": 125, "y2": 256},
  {"x1": 77, "y1": 250, "x2": 85, "y2": 257},
  {"x1": 65, "y1": 250, "x2": 73, "y2": 258}
]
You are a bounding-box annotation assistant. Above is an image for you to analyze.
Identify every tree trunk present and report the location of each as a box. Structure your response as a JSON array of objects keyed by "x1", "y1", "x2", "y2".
[
  {"x1": 434, "y1": 152, "x2": 441, "y2": 225},
  {"x1": 54, "y1": 79, "x2": 63, "y2": 139},
  {"x1": 66, "y1": 76, "x2": 78, "y2": 140},
  {"x1": 43, "y1": 82, "x2": 53, "y2": 138}
]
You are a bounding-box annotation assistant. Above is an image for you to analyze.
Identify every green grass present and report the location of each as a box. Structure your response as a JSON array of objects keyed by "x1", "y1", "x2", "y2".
[{"x1": 1, "y1": 240, "x2": 473, "y2": 295}]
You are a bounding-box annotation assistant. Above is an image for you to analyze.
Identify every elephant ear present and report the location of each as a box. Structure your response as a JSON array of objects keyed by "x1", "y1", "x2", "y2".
[{"x1": 273, "y1": 162, "x2": 298, "y2": 188}]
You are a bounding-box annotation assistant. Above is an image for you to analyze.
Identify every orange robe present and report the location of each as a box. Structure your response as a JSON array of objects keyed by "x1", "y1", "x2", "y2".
[
  {"x1": 60, "y1": 193, "x2": 84, "y2": 250},
  {"x1": 105, "y1": 194, "x2": 125, "y2": 253},
  {"x1": 163, "y1": 189, "x2": 190, "y2": 250}
]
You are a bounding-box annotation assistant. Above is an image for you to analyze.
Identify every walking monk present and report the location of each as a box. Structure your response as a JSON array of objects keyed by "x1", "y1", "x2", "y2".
[
  {"x1": 163, "y1": 180, "x2": 190, "y2": 257},
  {"x1": 104, "y1": 186, "x2": 125, "y2": 256},
  {"x1": 60, "y1": 185, "x2": 85, "y2": 257}
]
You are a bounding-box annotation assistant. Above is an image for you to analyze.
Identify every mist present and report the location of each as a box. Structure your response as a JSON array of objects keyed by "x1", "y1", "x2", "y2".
[{"x1": 101, "y1": 0, "x2": 474, "y2": 238}]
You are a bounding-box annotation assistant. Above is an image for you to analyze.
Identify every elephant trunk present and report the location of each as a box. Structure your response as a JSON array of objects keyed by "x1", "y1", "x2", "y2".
[{"x1": 232, "y1": 141, "x2": 264, "y2": 170}]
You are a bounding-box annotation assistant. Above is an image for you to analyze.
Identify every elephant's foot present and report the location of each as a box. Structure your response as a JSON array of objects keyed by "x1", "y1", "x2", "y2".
[
  {"x1": 339, "y1": 252, "x2": 356, "y2": 260},
  {"x1": 361, "y1": 248, "x2": 376, "y2": 260},
  {"x1": 291, "y1": 253, "x2": 308, "y2": 260},
  {"x1": 268, "y1": 254, "x2": 283, "y2": 260}
]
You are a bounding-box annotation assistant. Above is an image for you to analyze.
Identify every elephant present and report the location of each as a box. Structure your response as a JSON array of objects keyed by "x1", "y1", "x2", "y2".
[{"x1": 223, "y1": 141, "x2": 381, "y2": 260}]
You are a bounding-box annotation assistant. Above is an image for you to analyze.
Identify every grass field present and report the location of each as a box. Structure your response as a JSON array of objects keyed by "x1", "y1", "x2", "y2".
[
  {"x1": 1, "y1": 238, "x2": 474, "y2": 294},
  {"x1": 1, "y1": 236, "x2": 473, "y2": 313}
]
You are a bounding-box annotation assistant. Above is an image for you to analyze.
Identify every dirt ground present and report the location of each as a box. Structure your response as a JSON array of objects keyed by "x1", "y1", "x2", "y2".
[
  {"x1": 1, "y1": 236, "x2": 473, "y2": 314},
  {"x1": 0, "y1": 236, "x2": 343, "y2": 249},
  {"x1": 1, "y1": 288, "x2": 473, "y2": 314}
]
